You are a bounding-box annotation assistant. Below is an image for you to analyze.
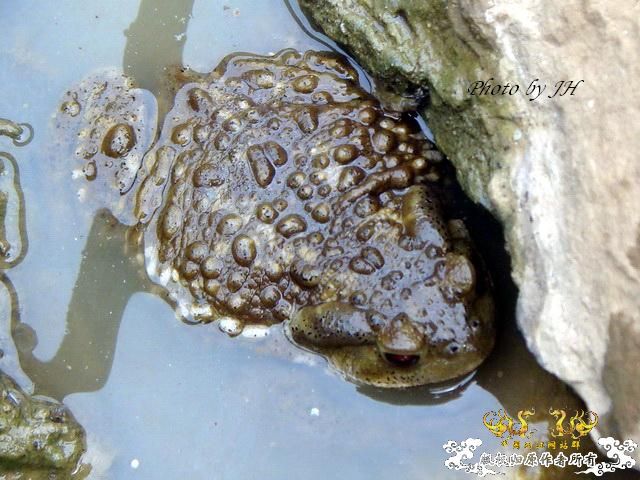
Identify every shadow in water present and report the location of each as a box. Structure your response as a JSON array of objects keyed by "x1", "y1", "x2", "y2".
[
  {"x1": 8, "y1": 0, "x2": 198, "y2": 402},
  {"x1": 14, "y1": 211, "x2": 153, "y2": 400},
  {"x1": 123, "y1": 0, "x2": 195, "y2": 122}
]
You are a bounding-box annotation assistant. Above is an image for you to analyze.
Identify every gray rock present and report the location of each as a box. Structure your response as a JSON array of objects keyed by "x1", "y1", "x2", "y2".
[{"x1": 301, "y1": 0, "x2": 640, "y2": 464}]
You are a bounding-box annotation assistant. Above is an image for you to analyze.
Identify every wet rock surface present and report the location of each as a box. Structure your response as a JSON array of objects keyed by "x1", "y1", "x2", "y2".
[
  {"x1": 55, "y1": 49, "x2": 494, "y2": 387},
  {"x1": 0, "y1": 371, "x2": 85, "y2": 476},
  {"x1": 300, "y1": 0, "x2": 640, "y2": 465}
]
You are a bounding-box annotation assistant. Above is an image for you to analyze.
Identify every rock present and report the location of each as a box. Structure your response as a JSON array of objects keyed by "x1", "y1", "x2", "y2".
[
  {"x1": 301, "y1": 0, "x2": 640, "y2": 464},
  {"x1": 0, "y1": 370, "x2": 86, "y2": 475}
]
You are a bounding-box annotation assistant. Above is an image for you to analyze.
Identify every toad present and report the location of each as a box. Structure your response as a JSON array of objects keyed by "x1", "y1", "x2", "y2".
[{"x1": 55, "y1": 50, "x2": 494, "y2": 387}]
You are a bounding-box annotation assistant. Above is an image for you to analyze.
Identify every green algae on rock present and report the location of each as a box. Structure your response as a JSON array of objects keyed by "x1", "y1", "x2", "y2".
[
  {"x1": 0, "y1": 371, "x2": 85, "y2": 475},
  {"x1": 55, "y1": 49, "x2": 494, "y2": 388}
]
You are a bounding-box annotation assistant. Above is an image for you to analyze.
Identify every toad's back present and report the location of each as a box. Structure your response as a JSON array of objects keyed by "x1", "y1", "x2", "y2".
[{"x1": 55, "y1": 49, "x2": 494, "y2": 387}]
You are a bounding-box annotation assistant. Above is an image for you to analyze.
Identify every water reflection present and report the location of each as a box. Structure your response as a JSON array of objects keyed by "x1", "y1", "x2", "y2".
[
  {"x1": 356, "y1": 376, "x2": 471, "y2": 406},
  {"x1": 0, "y1": 152, "x2": 27, "y2": 268},
  {"x1": 0, "y1": 125, "x2": 30, "y2": 385},
  {"x1": 0, "y1": 274, "x2": 30, "y2": 387}
]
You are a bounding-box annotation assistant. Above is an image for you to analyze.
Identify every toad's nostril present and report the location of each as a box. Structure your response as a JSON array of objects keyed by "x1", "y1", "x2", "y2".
[{"x1": 384, "y1": 353, "x2": 420, "y2": 367}]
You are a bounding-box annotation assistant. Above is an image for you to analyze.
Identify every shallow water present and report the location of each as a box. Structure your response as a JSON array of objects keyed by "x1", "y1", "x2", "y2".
[{"x1": 0, "y1": 1, "x2": 637, "y2": 479}]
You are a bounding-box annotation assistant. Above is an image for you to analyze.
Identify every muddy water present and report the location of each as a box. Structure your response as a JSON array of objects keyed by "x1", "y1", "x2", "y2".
[{"x1": 0, "y1": 1, "x2": 636, "y2": 479}]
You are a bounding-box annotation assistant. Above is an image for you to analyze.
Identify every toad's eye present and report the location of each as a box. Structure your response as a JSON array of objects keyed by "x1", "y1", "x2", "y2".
[{"x1": 383, "y1": 353, "x2": 420, "y2": 367}]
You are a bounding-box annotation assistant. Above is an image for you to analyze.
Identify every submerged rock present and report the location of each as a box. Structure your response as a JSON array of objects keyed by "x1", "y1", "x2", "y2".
[
  {"x1": 300, "y1": 0, "x2": 640, "y2": 464},
  {"x1": 55, "y1": 50, "x2": 494, "y2": 388},
  {"x1": 0, "y1": 119, "x2": 86, "y2": 476},
  {"x1": 0, "y1": 371, "x2": 85, "y2": 475}
]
